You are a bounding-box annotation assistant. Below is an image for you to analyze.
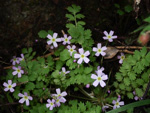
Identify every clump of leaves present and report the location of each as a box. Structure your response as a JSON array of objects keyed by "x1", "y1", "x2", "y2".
[
  {"x1": 66, "y1": 4, "x2": 94, "y2": 50},
  {"x1": 114, "y1": 47, "x2": 150, "y2": 99}
]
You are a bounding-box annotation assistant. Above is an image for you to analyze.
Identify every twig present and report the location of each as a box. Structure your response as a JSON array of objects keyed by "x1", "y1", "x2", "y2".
[
  {"x1": 116, "y1": 46, "x2": 150, "y2": 50},
  {"x1": 0, "y1": 102, "x2": 19, "y2": 107}
]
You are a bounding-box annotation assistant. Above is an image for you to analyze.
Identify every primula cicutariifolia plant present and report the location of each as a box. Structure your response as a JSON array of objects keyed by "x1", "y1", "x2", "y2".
[
  {"x1": 114, "y1": 47, "x2": 150, "y2": 100},
  {"x1": 3, "y1": 4, "x2": 149, "y2": 113}
]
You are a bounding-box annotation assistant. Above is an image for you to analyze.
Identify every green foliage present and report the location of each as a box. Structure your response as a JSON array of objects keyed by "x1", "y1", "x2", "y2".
[
  {"x1": 114, "y1": 4, "x2": 132, "y2": 15},
  {"x1": 133, "y1": 15, "x2": 150, "y2": 34},
  {"x1": 114, "y1": 47, "x2": 150, "y2": 99},
  {"x1": 66, "y1": 4, "x2": 94, "y2": 50},
  {"x1": 57, "y1": 100, "x2": 101, "y2": 113}
]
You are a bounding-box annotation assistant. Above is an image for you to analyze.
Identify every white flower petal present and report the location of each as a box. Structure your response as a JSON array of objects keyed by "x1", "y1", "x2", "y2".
[
  {"x1": 100, "y1": 80, "x2": 106, "y2": 87},
  {"x1": 78, "y1": 48, "x2": 84, "y2": 54},
  {"x1": 47, "y1": 34, "x2": 52, "y2": 39},
  {"x1": 84, "y1": 51, "x2": 90, "y2": 56},
  {"x1": 84, "y1": 57, "x2": 90, "y2": 63},
  {"x1": 56, "y1": 88, "x2": 61, "y2": 94},
  {"x1": 93, "y1": 80, "x2": 99, "y2": 87},
  {"x1": 74, "y1": 54, "x2": 80, "y2": 58},
  {"x1": 53, "y1": 33, "x2": 58, "y2": 38},
  {"x1": 97, "y1": 43, "x2": 101, "y2": 48},
  {"x1": 3, "y1": 82, "x2": 8, "y2": 87},
  {"x1": 12, "y1": 71, "x2": 17, "y2": 75},
  {"x1": 19, "y1": 98, "x2": 25, "y2": 103},
  {"x1": 93, "y1": 47, "x2": 97, "y2": 52},
  {"x1": 53, "y1": 42, "x2": 58, "y2": 47},
  {"x1": 77, "y1": 58, "x2": 83, "y2": 64},
  {"x1": 109, "y1": 30, "x2": 114, "y2": 36},
  {"x1": 47, "y1": 40, "x2": 52, "y2": 45},
  {"x1": 103, "y1": 31, "x2": 108, "y2": 36},
  {"x1": 91, "y1": 74, "x2": 97, "y2": 79}
]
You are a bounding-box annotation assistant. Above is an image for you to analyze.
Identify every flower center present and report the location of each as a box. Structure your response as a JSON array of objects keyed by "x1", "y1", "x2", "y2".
[
  {"x1": 70, "y1": 49, "x2": 73, "y2": 52},
  {"x1": 65, "y1": 38, "x2": 68, "y2": 42},
  {"x1": 56, "y1": 99, "x2": 60, "y2": 103},
  {"x1": 81, "y1": 54, "x2": 85, "y2": 58},
  {"x1": 63, "y1": 72, "x2": 66, "y2": 75},
  {"x1": 108, "y1": 35, "x2": 111, "y2": 39},
  {"x1": 98, "y1": 49, "x2": 101, "y2": 53},
  {"x1": 97, "y1": 77, "x2": 101, "y2": 81},
  {"x1": 17, "y1": 69, "x2": 21, "y2": 73},
  {"x1": 14, "y1": 58, "x2": 17, "y2": 61},
  {"x1": 52, "y1": 38, "x2": 56, "y2": 42},
  {"x1": 24, "y1": 96, "x2": 28, "y2": 100},
  {"x1": 121, "y1": 56, "x2": 124, "y2": 60},
  {"x1": 116, "y1": 102, "x2": 119, "y2": 106},
  {"x1": 50, "y1": 103, "x2": 54, "y2": 106},
  {"x1": 8, "y1": 85, "x2": 12, "y2": 89}
]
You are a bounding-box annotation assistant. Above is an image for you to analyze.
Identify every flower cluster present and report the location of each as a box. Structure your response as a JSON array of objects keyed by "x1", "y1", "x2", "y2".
[
  {"x1": 46, "y1": 88, "x2": 67, "y2": 110},
  {"x1": 102, "y1": 98, "x2": 124, "y2": 111},
  {"x1": 47, "y1": 33, "x2": 72, "y2": 48},
  {"x1": 10, "y1": 54, "x2": 25, "y2": 65}
]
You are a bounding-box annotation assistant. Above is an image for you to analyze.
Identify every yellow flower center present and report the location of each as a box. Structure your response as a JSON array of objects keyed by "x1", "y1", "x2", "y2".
[
  {"x1": 98, "y1": 49, "x2": 101, "y2": 53},
  {"x1": 8, "y1": 85, "x2": 12, "y2": 89},
  {"x1": 14, "y1": 58, "x2": 17, "y2": 61},
  {"x1": 24, "y1": 96, "x2": 28, "y2": 100},
  {"x1": 70, "y1": 49, "x2": 73, "y2": 52},
  {"x1": 81, "y1": 54, "x2": 85, "y2": 58},
  {"x1": 108, "y1": 35, "x2": 111, "y2": 39},
  {"x1": 56, "y1": 99, "x2": 59, "y2": 102},
  {"x1": 17, "y1": 69, "x2": 20, "y2": 73},
  {"x1": 52, "y1": 38, "x2": 56, "y2": 42},
  {"x1": 65, "y1": 38, "x2": 68, "y2": 42},
  {"x1": 50, "y1": 103, "x2": 54, "y2": 106},
  {"x1": 116, "y1": 102, "x2": 119, "y2": 106},
  {"x1": 97, "y1": 77, "x2": 101, "y2": 81},
  {"x1": 58, "y1": 94, "x2": 61, "y2": 97},
  {"x1": 121, "y1": 56, "x2": 124, "y2": 60}
]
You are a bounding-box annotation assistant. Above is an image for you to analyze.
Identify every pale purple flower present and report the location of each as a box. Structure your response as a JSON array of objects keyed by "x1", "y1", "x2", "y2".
[
  {"x1": 18, "y1": 54, "x2": 25, "y2": 61},
  {"x1": 18, "y1": 92, "x2": 33, "y2": 106},
  {"x1": 10, "y1": 56, "x2": 20, "y2": 65},
  {"x1": 73, "y1": 60, "x2": 76, "y2": 62},
  {"x1": 133, "y1": 91, "x2": 136, "y2": 95},
  {"x1": 112, "y1": 98, "x2": 124, "y2": 109},
  {"x1": 107, "y1": 90, "x2": 111, "y2": 93},
  {"x1": 118, "y1": 95, "x2": 121, "y2": 98},
  {"x1": 50, "y1": 45, "x2": 54, "y2": 49},
  {"x1": 74, "y1": 48, "x2": 90, "y2": 64},
  {"x1": 46, "y1": 99, "x2": 55, "y2": 110},
  {"x1": 95, "y1": 66, "x2": 105, "y2": 74},
  {"x1": 91, "y1": 70, "x2": 108, "y2": 87},
  {"x1": 60, "y1": 67, "x2": 70, "y2": 76},
  {"x1": 103, "y1": 30, "x2": 117, "y2": 42},
  {"x1": 35, "y1": 39, "x2": 38, "y2": 42},
  {"x1": 51, "y1": 88, "x2": 67, "y2": 103},
  {"x1": 93, "y1": 43, "x2": 107, "y2": 56},
  {"x1": 85, "y1": 84, "x2": 90, "y2": 88},
  {"x1": 134, "y1": 96, "x2": 139, "y2": 101},
  {"x1": 3, "y1": 80, "x2": 16, "y2": 92},
  {"x1": 47, "y1": 33, "x2": 62, "y2": 48},
  {"x1": 102, "y1": 105, "x2": 109, "y2": 111},
  {"x1": 117, "y1": 53, "x2": 125, "y2": 64},
  {"x1": 12, "y1": 66, "x2": 24, "y2": 78},
  {"x1": 61, "y1": 34, "x2": 72, "y2": 45},
  {"x1": 67, "y1": 45, "x2": 76, "y2": 56}
]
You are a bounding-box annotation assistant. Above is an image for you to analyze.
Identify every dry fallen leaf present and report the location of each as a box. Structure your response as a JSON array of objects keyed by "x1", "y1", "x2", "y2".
[{"x1": 104, "y1": 47, "x2": 119, "y2": 59}]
